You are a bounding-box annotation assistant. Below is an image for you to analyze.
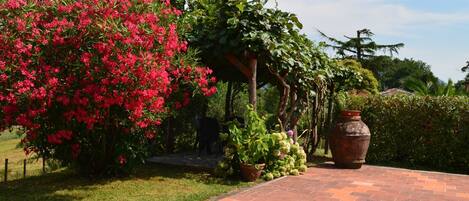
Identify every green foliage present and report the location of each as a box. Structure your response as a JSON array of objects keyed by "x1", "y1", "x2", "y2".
[
  {"x1": 320, "y1": 29, "x2": 404, "y2": 61},
  {"x1": 215, "y1": 106, "x2": 306, "y2": 180},
  {"x1": 458, "y1": 60, "x2": 469, "y2": 92},
  {"x1": 337, "y1": 60, "x2": 379, "y2": 93},
  {"x1": 345, "y1": 95, "x2": 469, "y2": 173},
  {"x1": 454, "y1": 60, "x2": 469, "y2": 95},
  {"x1": 404, "y1": 78, "x2": 466, "y2": 96},
  {"x1": 262, "y1": 132, "x2": 307, "y2": 179},
  {"x1": 188, "y1": 0, "x2": 331, "y2": 85},
  {"x1": 221, "y1": 105, "x2": 271, "y2": 165},
  {"x1": 462, "y1": 60, "x2": 469, "y2": 76},
  {"x1": 189, "y1": 0, "x2": 304, "y2": 56},
  {"x1": 455, "y1": 79, "x2": 469, "y2": 94},
  {"x1": 362, "y1": 56, "x2": 438, "y2": 90},
  {"x1": 187, "y1": 0, "x2": 337, "y2": 134}
]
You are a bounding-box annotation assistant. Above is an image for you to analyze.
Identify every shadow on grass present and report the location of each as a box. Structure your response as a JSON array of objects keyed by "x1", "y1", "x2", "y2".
[{"x1": 0, "y1": 163, "x2": 243, "y2": 201}]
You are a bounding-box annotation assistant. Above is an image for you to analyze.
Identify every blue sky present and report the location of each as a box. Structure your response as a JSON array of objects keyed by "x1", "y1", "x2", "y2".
[{"x1": 272, "y1": 0, "x2": 469, "y2": 81}]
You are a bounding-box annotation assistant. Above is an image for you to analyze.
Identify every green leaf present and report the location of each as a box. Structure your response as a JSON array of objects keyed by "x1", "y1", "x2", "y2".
[
  {"x1": 236, "y1": 2, "x2": 245, "y2": 12},
  {"x1": 291, "y1": 16, "x2": 303, "y2": 29}
]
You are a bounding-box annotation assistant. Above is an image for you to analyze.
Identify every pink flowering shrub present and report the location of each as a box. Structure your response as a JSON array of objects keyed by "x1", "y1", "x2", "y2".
[{"x1": 0, "y1": 0, "x2": 216, "y2": 175}]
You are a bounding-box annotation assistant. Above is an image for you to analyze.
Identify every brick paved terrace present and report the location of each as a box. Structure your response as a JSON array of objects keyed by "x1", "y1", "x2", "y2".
[{"x1": 218, "y1": 163, "x2": 469, "y2": 201}]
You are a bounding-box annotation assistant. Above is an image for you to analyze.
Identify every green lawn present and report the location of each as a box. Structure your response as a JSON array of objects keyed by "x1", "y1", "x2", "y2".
[
  {"x1": 0, "y1": 131, "x2": 251, "y2": 201},
  {"x1": 1, "y1": 130, "x2": 46, "y2": 181},
  {"x1": 0, "y1": 164, "x2": 250, "y2": 201}
]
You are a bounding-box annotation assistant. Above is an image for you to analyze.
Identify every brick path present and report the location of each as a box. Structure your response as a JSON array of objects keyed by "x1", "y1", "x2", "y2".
[{"x1": 218, "y1": 163, "x2": 469, "y2": 201}]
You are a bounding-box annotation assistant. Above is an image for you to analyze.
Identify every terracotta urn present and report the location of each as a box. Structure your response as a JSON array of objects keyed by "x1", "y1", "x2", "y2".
[
  {"x1": 239, "y1": 163, "x2": 265, "y2": 182},
  {"x1": 330, "y1": 110, "x2": 371, "y2": 169}
]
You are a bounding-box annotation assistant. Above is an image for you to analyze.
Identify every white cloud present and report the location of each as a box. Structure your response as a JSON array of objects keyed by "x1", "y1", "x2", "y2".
[
  {"x1": 268, "y1": 0, "x2": 469, "y2": 81},
  {"x1": 270, "y1": 0, "x2": 469, "y2": 37}
]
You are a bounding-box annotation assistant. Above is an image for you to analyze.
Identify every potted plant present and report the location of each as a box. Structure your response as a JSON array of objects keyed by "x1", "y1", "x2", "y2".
[
  {"x1": 216, "y1": 106, "x2": 308, "y2": 181},
  {"x1": 224, "y1": 106, "x2": 270, "y2": 181}
]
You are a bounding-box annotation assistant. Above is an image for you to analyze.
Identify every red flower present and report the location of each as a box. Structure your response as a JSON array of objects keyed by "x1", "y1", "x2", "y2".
[
  {"x1": 71, "y1": 144, "x2": 80, "y2": 159},
  {"x1": 0, "y1": 0, "x2": 217, "y2": 172},
  {"x1": 117, "y1": 155, "x2": 127, "y2": 166},
  {"x1": 145, "y1": 131, "x2": 155, "y2": 140},
  {"x1": 5, "y1": 0, "x2": 26, "y2": 9}
]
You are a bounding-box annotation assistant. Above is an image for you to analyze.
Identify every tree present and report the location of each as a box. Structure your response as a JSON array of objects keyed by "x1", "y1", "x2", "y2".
[
  {"x1": 0, "y1": 0, "x2": 216, "y2": 175},
  {"x1": 336, "y1": 60, "x2": 379, "y2": 94},
  {"x1": 462, "y1": 60, "x2": 469, "y2": 73},
  {"x1": 462, "y1": 60, "x2": 469, "y2": 80},
  {"x1": 404, "y1": 78, "x2": 462, "y2": 96},
  {"x1": 188, "y1": 0, "x2": 282, "y2": 110},
  {"x1": 187, "y1": 0, "x2": 329, "y2": 130},
  {"x1": 187, "y1": 0, "x2": 376, "y2": 159},
  {"x1": 456, "y1": 60, "x2": 469, "y2": 93},
  {"x1": 362, "y1": 56, "x2": 438, "y2": 90},
  {"x1": 319, "y1": 29, "x2": 404, "y2": 61}
]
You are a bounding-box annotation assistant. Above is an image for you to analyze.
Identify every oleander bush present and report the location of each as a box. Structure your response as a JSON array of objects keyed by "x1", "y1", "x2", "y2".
[
  {"x1": 345, "y1": 95, "x2": 469, "y2": 173},
  {"x1": 0, "y1": 0, "x2": 216, "y2": 176}
]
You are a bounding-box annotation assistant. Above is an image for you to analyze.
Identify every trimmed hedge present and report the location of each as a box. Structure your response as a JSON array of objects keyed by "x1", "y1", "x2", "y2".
[{"x1": 345, "y1": 95, "x2": 469, "y2": 173}]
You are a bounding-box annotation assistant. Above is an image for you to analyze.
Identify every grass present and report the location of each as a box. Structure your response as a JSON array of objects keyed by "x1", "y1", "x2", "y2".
[
  {"x1": 0, "y1": 128, "x2": 22, "y2": 141},
  {"x1": 0, "y1": 130, "x2": 46, "y2": 181},
  {"x1": 0, "y1": 164, "x2": 251, "y2": 201},
  {"x1": 0, "y1": 130, "x2": 251, "y2": 201},
  {"x1": 306, "y1": 147, "x2": 333, "y2": 167}
]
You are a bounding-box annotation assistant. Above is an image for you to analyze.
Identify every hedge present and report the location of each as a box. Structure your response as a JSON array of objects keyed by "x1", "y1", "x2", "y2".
[{"x1": 345, "y1": 95, "x2": 469, "y2": 173}]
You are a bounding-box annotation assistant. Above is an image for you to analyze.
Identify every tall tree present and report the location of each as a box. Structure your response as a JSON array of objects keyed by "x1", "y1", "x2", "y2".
[{"x1": 319, "y1": 29, "x2": 404, "y2": 61}]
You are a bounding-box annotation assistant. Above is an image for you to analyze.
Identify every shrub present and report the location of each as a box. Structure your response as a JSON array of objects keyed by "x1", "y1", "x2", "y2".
[
  {"x1": 0, "y1": 0, "x2": 216, "y2": 175},
  {"x1": 338, "y1": 59, "x2": 379, "y2": 94},
  {"x1": 215, "y1": 106, "x2": 306, "y2": 180},
  {"x1": 345, "y1": 95, "x2": 469, "y2": 173}
]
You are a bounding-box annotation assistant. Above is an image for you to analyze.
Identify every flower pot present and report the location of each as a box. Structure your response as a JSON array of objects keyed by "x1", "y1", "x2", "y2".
[
  {"x1": 240, "y1": 163, "x2": 265, "y2": 182},
  {"x1": 330, "y1": 110, "x2": 370, "y2": 169}
]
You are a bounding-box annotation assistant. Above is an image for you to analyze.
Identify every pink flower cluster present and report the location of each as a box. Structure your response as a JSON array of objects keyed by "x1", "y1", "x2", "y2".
[{"x1": 0, "y1": 0, "x2": 216, "y2": 163}]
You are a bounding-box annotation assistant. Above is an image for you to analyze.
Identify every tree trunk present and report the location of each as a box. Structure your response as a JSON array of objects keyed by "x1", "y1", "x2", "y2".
[
  {"x1": 324, "y1": 84, "x2": 335, "y2": 155},
  {"x1": 312, "y1": 94, "x2": 319, "y2": 148},
  {"x1": 224, "y1": 81, "x2": 233, "y2": 121},
  {"x1": 269, "y1": 70, "x2": 290, "y2": 131},
  {"x1": 247, "y1": 56, "x2": 257, "y2": 110},
  {"x1": 356, "y1": 30, "x2": 362, "y2": 61},
  {"x1": 307, "y1": 94, "x2": 320, "y2": 161},
  {"x1": 278, "y1": 86, "x2": 289, "y2": 131},
  {"x1": 288, "y1": 91, "x2": 307, "y2": 145},
  {"x1": 224, "y1": 53, "x2": 257, "y2": 110},
  {"x1": 165, "y1": 117, "x2": 175, "y2": 154},
  {"x1": 287, "y1": 87, "x2": 297, "y2": 129}
]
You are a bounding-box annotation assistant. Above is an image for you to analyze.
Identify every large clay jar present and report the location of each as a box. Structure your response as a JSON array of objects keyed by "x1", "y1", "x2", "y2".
[{"x1": 330, "y1": 110, "x2": 371, "y2": 169}]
